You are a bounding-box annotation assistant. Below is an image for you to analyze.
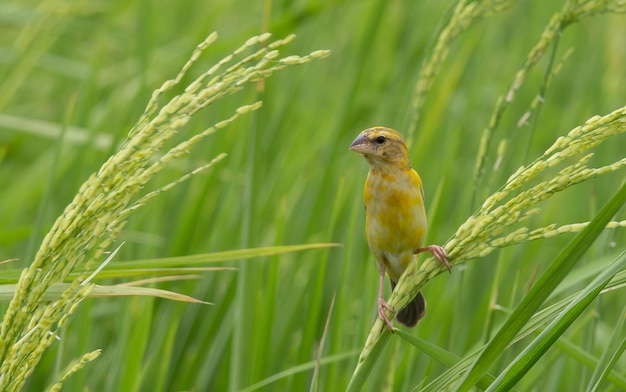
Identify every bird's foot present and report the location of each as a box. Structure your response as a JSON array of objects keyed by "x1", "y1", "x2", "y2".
[
  {"x1": 377, "y1": 297, "x2": 395, "y2": 331},
  {"x1": 415, "y1": 245, "x2": 451, "y2": 273}
]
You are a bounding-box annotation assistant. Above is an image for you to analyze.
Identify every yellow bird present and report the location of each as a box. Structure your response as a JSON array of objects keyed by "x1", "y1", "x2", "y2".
[{"x1": 350, "y1": 127, "x2": 450, "y2": 329}]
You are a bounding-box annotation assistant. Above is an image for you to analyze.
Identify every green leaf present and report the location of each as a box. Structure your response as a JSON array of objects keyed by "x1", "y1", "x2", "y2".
[
  {"x1": 456, "y1": 181, "x2": 626, "y2": 391},
  {"x1": 585, "y1": 303, "x2": 626, "y2": 392},
  {"x1": 418, "y1": 271, "x2": 626, "y2": 392},
  {"x1": 0, "y1": 283, "x2": 209, "y2": 303},
  {"x1": 0, "y1": 243, "x2": 341, "y2": 285},
  {"x1": 396, "y1": 330, "x2": 501, "y2": 391},
  {"x1": 240, "y1": 351, "x2": 359, "y2": 392},
  {"x1": 345, "y1": 327, "x2": 393, "y2": 392},
  {"x1": 486, "y1": 250, "x2": 626, "y2": 391}
]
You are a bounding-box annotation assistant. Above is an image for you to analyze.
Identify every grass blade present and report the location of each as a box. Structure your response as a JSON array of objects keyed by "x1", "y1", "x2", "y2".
[
  {"x1": 487, "y1": 250, "x2": 626, "y2": 391},
  {"x1": 0, "y1": 283, "x2": 209, "y2": 303},
  {"x1": 345, "y1": 327, "x2": 393, "y2": 392},
  {"x1": 585, "y1": 304, "x2": 626, "y2": 392},
  {"x1": 109, "y1": 243, "x2": 341, "y2": 268},
  {"x1": 240, "y1": 351, "x2": 359, "y2": 392},
  {"x1": 456, "y1": 181, "x2": 626, "y2": 391},
  {"x1": 396, "y1": 330, "x2": 501, "y2": 391}
]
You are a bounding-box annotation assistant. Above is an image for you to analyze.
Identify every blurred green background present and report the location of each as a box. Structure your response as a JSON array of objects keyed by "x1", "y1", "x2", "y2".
[{"x1": 0, "y1": 0, "x2": 624, "y2": 391}]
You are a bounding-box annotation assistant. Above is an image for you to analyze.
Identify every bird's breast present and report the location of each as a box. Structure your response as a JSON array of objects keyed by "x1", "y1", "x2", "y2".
[{"x1": 364, "y1": 167, "x2": 427, "y2": 278}]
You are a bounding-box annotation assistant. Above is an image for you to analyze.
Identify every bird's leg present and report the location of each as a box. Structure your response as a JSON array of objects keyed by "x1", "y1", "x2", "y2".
[
  {"x1": 376, "y1": 263, "x2": 395, "y2": 331},
  {"x1": 415, "y1": 245, "x2": 451, "y2": 274}
]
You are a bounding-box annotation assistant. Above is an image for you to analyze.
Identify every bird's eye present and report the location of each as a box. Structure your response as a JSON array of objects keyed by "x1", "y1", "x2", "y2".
[{"x1": 375, "y1": 136, "x2": 386, "y2": 144}]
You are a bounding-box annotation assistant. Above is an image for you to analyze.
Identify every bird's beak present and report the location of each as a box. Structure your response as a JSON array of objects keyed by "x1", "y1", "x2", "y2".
[{"x1": 349, "y1": 133, "x2": 369, "y2": 153}]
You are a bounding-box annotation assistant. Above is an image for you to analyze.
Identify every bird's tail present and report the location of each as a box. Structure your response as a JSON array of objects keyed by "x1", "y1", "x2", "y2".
[{"x1": 390, "y1": 280, "x2": 426, "y2": 327}]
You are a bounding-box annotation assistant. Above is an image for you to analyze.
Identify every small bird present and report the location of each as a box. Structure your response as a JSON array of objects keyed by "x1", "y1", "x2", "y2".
[{"x1": 350, "y1": 127, "x2": 450, "y2": 329}]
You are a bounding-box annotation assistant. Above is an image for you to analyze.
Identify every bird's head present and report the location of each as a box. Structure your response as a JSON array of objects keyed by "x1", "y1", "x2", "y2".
[{"x1": 349, "y1": 127, "x2": 410, "y2": 168}]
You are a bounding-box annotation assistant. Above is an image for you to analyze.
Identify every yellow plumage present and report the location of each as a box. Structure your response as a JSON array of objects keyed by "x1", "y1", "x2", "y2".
[
  {"x1": 364, "y1": 160, "x2": 426, "y2": 282},
  {"x1": 350, "y1": 127, "x2": 449, "y2": 328}
]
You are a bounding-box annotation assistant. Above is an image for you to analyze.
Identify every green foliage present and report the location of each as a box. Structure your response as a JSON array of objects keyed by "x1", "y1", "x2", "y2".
[{"x1": 0, "y1": 0, "x2": 624, "y2": 391}]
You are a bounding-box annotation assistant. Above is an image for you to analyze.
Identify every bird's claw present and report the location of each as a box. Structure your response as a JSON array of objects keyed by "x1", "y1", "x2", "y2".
[
  {"x1": 377, "y1": 297, "x2": 395, "y2": 331},
  {"x1": 415, "y1": 245, "x2": 451, "y2": 274}
]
